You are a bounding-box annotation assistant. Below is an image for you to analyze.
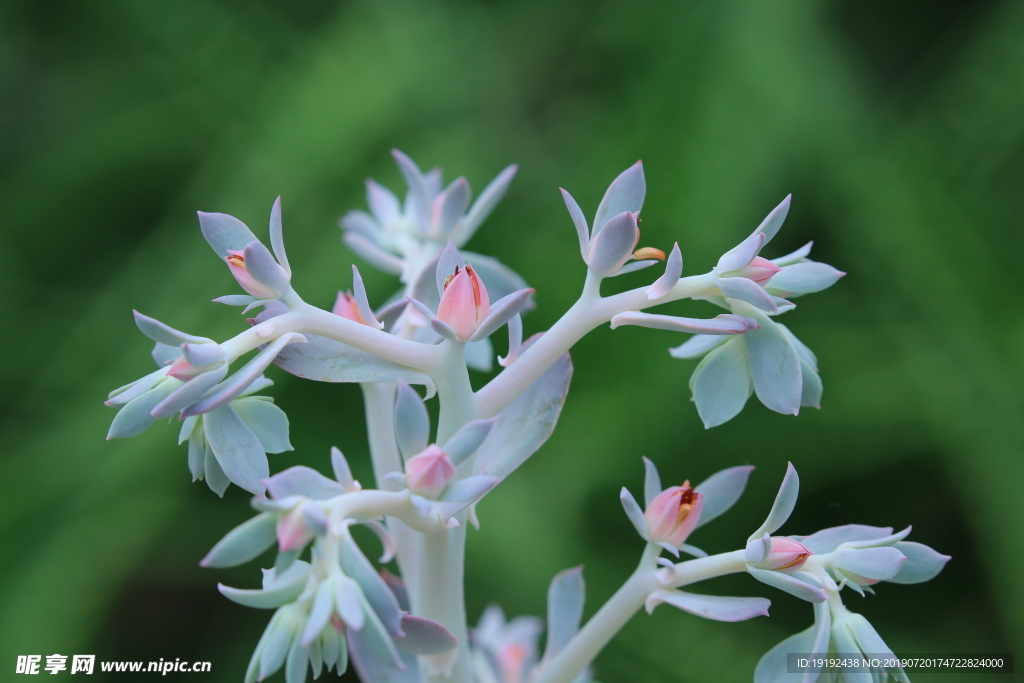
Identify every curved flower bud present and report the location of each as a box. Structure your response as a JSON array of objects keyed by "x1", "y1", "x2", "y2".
[
  {"x1": 437, "y1": 264, "x2": 490, "y2": 340},
  {"x1": 749, "y1": 537, "x2": 812, "y2": 571},
  {"x1": 723, "y1": 256, "x2": 781, "y2": 285},
  {"x1": 644, "y1": 482, "x2": 703, "y2": 547},
  {"x1": 405, "y1": 444, "x2": 456, "y2": 499},
  {"x1": 226, "y1": 242, "x2": 289, "y2": 299}
]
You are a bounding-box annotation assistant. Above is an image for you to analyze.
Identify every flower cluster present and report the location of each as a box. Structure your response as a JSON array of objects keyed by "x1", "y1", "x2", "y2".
[{"x1": 97, "y1": 150, "x2": 949, "y2": 683}]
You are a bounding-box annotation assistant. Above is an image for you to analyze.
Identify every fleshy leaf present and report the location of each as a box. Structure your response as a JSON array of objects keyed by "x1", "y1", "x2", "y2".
[
  {"x1": 218, "y1": 561, "x2": 310, "y2": 609},
  {"x1": 796, "y1": 525, "x2": 894, "y2": 555},
  {"x1": 435, "y1": 241, "x2": 466, "y2": 299},
  {"x1": 619, "y1": 488, "x2": 648, "y2": 540},
  {"x1": 717, "y1": 232, "x2": 766, "y2": 274},
  {"x1": 458, "y1": 164, "x2": 517, "y2": 245},
  {"x1": 265, "y1": 466, "x2": 346, "y2": 500},
  {"x1": 719, "y1": 277, "x2": 779, "y2": 313},
  {"x1": 394, "y1": 382, "x2": 430, "y2": 462},
  {"x1": 442, "y1": 418, "x2": 496, "y2": 467},
  {"x1": 645, "y1": 589, "x2": 770, "y2": 622},
  {"x1": 133, "y1": 311, "x2": 210, "y2": 346},
  {"x1": 694, "y1": 465, "x2": 755, "y2": 528},
  {"x1": 642, "y1": 457, "x2": 662, "y2": 508},
  {"x1": 468, "y1": 288, "x2": 534, "y2": 342},
  {"x1": 232, "y1": 398, "x2": 292, "y2": 454},
  {"x1": 592, "y1": 161, "x2": 645, "y2": 237},
  {"x1": 691, "y1": 337, "x2": 752, "y2": 429},
  {"x1": 751, "y1": 195, "x2": 791, "y2": 247},
  {"x1": 734, "y1": 304, "x2": 802, "y2": 416},
  {"x1": 106, "y1": 381, "x2": 176, "y2": 439},
  {"x1": 201, "y1": 512, "x2": 277, "y2": 567},
  {"x1": 395, "y1": 616, "x2": 458, "y2": 655},
  {"x1": 474, "y1": 334, "x2": 572, "y2": 480},
  {"x1": 749, "y1": 462, "x2": 799, "y2": 541},
  {"x1": 544, "y1": 567, "x2": 585, "y2": 661},
  {"x1": 888, "y1": 542, "x2": 951, "y2": 584},
  {"x1": 150, "y1": 365, "x2": 229, "y2": 419},
  {"x1": 669, "y1": 334, "x2": 729, "y2": 360},
  {"x1": 198, "y1": 211, "x2": 260, "y2": 257},
  {"x1": 586, "y1": 211, "x2": 638, "y2": 277},
  {"x1": 560, "y1": 188, "x2": 590, "y2": 259},
  {"x1": 343, "y1": 232, "x2": 405, "y2": 275},
  {"x1": 647, "y1": 243, "x2": 682, "y2": 300},
  {"x1": 832, "y1": 547, "x2": 907, "y2": 582},
  {"x1": 204, "y1": 405, "x2": 270, "y2": 495},
  {"x1": 272, "y1": 333, "x2": 433, "y2": 390},
  {"x1": 747, "y1": 566, "x2": 827, "y2": 603}
]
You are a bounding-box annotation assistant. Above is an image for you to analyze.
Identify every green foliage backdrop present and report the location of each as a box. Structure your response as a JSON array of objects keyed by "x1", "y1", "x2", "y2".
[{"x1": 1, "y1": 0, "x2": 1019, "y2": 680}]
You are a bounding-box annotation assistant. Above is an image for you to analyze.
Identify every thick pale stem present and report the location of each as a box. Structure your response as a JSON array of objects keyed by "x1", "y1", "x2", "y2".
[
  {"x1": 361, "y1": 382, "x2": 419, "y2": 584},
  {"x1": 475, "y1": 272, "x2": 715, "y2": 417},
  {"x1": 218, "y1": 302, "x2": 442, "y2": 374},
  {"x1": 532, "y1": 547, "x2": 748, "y2": 683}
]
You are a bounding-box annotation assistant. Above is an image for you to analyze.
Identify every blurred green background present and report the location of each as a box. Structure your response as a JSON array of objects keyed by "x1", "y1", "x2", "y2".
[{"x1": 1, "y1": 0, "x2": 1021, "y2": 680}]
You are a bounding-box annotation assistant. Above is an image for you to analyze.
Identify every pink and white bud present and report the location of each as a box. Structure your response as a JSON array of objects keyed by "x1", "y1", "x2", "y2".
[
  {"x1": 167, "y1": 355, "x2": 205, "y2": 381},
  {"x1": 727, "y1": 256, "x2": 782, "y2": 286},
  {"x1": 405, "y1": 444, "x2": 457, "y2": 499},
  {"x1": 437, "y1": 265, "x2": 490, "y2": 340},
  {"x1": 226, "y1": 250, "x2": 279, "y2": 299},
  {"x1": 644, "y1": 482, "x2": 704, "y2": 547},
  {"x1": 332, "y1": 291, "x2": 368, "y2": 324},
  {"x1": 756, "y1": 537, "x2": 812, "y2": 571},
  {"x1": 276, "y1": 506, "x2": 313, "y2": 552}
]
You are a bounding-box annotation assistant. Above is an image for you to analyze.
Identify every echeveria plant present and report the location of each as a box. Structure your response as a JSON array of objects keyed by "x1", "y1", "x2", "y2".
[{"x1": 105, "y1": 151, "x2": 947, "y2": 682}]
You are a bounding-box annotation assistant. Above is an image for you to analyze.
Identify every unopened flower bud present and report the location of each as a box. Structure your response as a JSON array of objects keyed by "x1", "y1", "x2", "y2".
[
  {"x1": 226, "y1": 250, "x2": 280, "y2": 299},
  {"x1": 754, "y1": 537, "x2": 812, "y2": 571},
  {"x1": 405, "y1": 444, "x2": 456, "y2": 499},
  {"x1": 276, "y1": 506, "x2": 313, "y2": 552},
  {"x1": 726, "y1": 256, "x2": 781, "y2": 286},
  {"x1": 437, "y1": 265, "x2": 490, "y2": 340},
  {"x1": 332, "y1": 291, "x2": 368, "y2": 324},
  {"x1": 644, "y1": 482, "x2": 703, "y2": 547}
]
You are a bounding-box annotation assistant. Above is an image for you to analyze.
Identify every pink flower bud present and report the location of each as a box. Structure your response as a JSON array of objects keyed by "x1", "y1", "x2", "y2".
[
  {"x1": 226, "y1": 250, "x2": 279, "y2": 299},
  {"x1": 644, "y1": 482, "x2": 703, "y2": 547},
  {"x1": 405, "y1": 444, "x2": 456, "y2": 499},
  {"x1": 728, "y1": 256, "x2": 782, "y2": 286},
  {"x1": 437, "y1": 265, "x2": 490, "y2": 340},
  {"x1": 167, "y1": 355, "x2": 204, "y2": 381},
  {"x1": 757, "y1": 537, "x2": 812, "y2": 571},
  {"x1": 276, "y1": 506, "x2": 313, "y2": 552},
  {"x1": 332, "y1": 291, "x2": 368, "y2": 324}
]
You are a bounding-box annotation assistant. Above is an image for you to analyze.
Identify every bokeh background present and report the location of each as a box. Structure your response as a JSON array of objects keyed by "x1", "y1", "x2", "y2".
[{"x1": 1, "y1": 0, "x2": 1021, "y2": 680}]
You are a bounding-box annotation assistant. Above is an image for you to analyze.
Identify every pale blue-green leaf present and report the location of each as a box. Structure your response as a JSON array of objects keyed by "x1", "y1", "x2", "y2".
[
  {"x1": 240, "y1": 375, "x2": 274, "y2": 397},
  {"x1": 766, "y1": 262, "x2": 844, "y2": 298},
  {"x1": 150, "y1": 365, "x2": 228, "y2": 419},
  {"x1": 771, "y1": 241, "x2": 813, "y2": 267},
  {"x1": 200, "y1": 512, "x2": 277, "y2": 568},
  {"x1": 833, "y1": 547, "x2": 906, "y2": 581},
  {"x1": 243, "y1": 240, "x2": 289, "y2": 295},
  {"x1": 462, "y1": 251, "x2": 532, "y2": 309},
  {"x1": 799, "y1": 360, "x2": 822, "y2": 409},
  {"x1": 273, "y1": 333, "x2": 433, "y2": 389},
  {"x1": 133, "y1": 310, "x2": 210, "y2": 346},
  {"x1": 560, "y1": 188, "x2": 590, "y2": 259},
  {"x1": 259, "y1": 611, "x2": 297, "y2": 681},
  {"x1": 301, "y1": 580, "x2": 335, "y2": 646},
  {"x1": 394, "y1": 382, "x2": 430, "y2": 462},
  {"x1": 265, "y1": 466, "x2": 345, "y2": 500},
  {"x1": 796, "y1": 525, "x2": 893, "y2": 554},
  {"x1": 187, "y1": 422, "x2": 205, "y2": 480},
  {"x1": 468, "y1": 288, "x2": 534, "y2": 342},
  {"x1": 205, "y1": 440, "x2": 231, "y2": 496},
  {"x1": 888, "y1": 542, "x2": 951, "y2": 584},
  {"x1": 213, "y1": 294, "x2": 260, "y2": 306},
  {"x1": 619, "y1": 488, "x2": 648, "y2": 540},
  {"x1": 498, "y1": 313, "x2": 522, "y2": 367},
  {"x1": 751, "y1": 195, "x2": 791, "y2": 246},
  {"x1": 343, "y1": 232, "x2": 404, "y2": 275},
  {"x1": 647, "y1": 243, "x2": 683, "y2": 300},
  {"x1": 232, "y1": 398, "x2": 292, "y2": 454},
  {"x1": 736, "y1": 305, "x2": 802, "y2": 415},
  {"x1": 642, "y1": 456, "x2": 662, "y2": 507},
  {"x1": 691, "y1": 337, "x2": 751, "y2": 429},
  {"x1": 434, "y1": 177, "x2": 471, "y2": 239},
  {"x1": 838, "y1": 526, "x2": 911, "y2": 549},
  {"x1": 177, "y1": 408, "x2": 197, "y2": 443},
  {"x1": 592, "y1": 161, "x2": 645, "y2": 236},
  {"x1": 367, "y1": 179, "x2": 401, "y2": 226},
  {"x1": 435, "y1": 240, "x2": 466, "y2": 298},
  {"x1": 669, "y1": 333, "x2": 728, "y2": 360},
  {"x1": 545, "y1": 566, "x2": 585, "y2": 661},
  {"x1": 718, "y1": 232, "x2": 765, "y2": 273},
  {"x1": 335, "y1": 577, "x2": 365, "y2": 631},
  {"x1": 831, "y1": 618, "x2": 884, "y2": 683},
  {"x1": 198, "y1": 211, "x2": 259, "y2": 257},
  {"x1": 611, "y1": 311, "x2": 753, "y2": 335},
  {"x1": 204, "y1": 406, "x2": 269, "y2": 495},
  {"x1": 181, "y1": 342, "x2": 225, "y2": 368},
  {"x1": 106, "y1": 381, "x2": 176, "y2": 439},
  {"x1": 285, "y1": 637, "x2": 309, "y2": 683},
  {"x1": 718, "y1": 277, "x2": 778, "y2": 313},
  {"x1": 457, "y1": 164, "x2": 517, "y2": 246},
  {"x1": 613, "y1": 258, "x2": 657, "y2": 275},
  {"x1": 395, "y1": 616, "x2": 457, "y2": 655},
  {"x1": 340, "y1": 529, "x2": 403, "y2": 637},
  {"x1": 391, "y1": 149, "x2": 430, "y2": 233},
  {"x1": 746, "y1": 534, "x2": 772, "y2": 563},
  {"x1": 747, "y1": 566, "x2": 827, "y2": 603},
  {"x1": 586, "y1": 211, "x2": 638, "y2": 277},
  {"x1": 776, "y1": 324, "x2": 818, "y2": 370},
  {"x1": 749, "y1": 462, "x2": 800, "y2": 541},
  {"x1": 340, "y1": 210, "x2": 379, "y2": 239},
  {"x1": 681, "y1": 544, "x2": 708, "y2": 558},
  {"x1": 443, "y1": 418, "x2": 496, "y2": 467},
  {"x1": 331, "y1": 447, "x2": 358, "y2": 491},
  {"x1": 754, "y1": 625, "x2": 816, "y2": 683},
  {"x1": 219, "y1": 563, "x2": 310, "y2": 610},
  {"x1": 645, "y1": 589, "x2": 769, "y2": 622},
  {"x1": 151, "y1": 342, "x2": 181, "y2": 366},
  {"x1": 267, "y1": 197, "x2": 290, "y2": 276},
  {"x1": 847, "y1": 613, "x2": 909, "y2": 683},
  {"x1": 473, "y1": 334, "x2": 572, "y2": 480},
  {"x1": 694, "y1": 465, "x2": 755, "y2": 528},
  {"x1": 347, "y1": 592, "x2": 406, "y2": 678}
]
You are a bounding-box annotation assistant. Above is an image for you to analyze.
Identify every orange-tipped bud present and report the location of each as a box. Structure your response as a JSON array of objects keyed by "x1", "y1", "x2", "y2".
[{"x1": 633, "y1": 247, "x2": 667, "y2": 261}]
